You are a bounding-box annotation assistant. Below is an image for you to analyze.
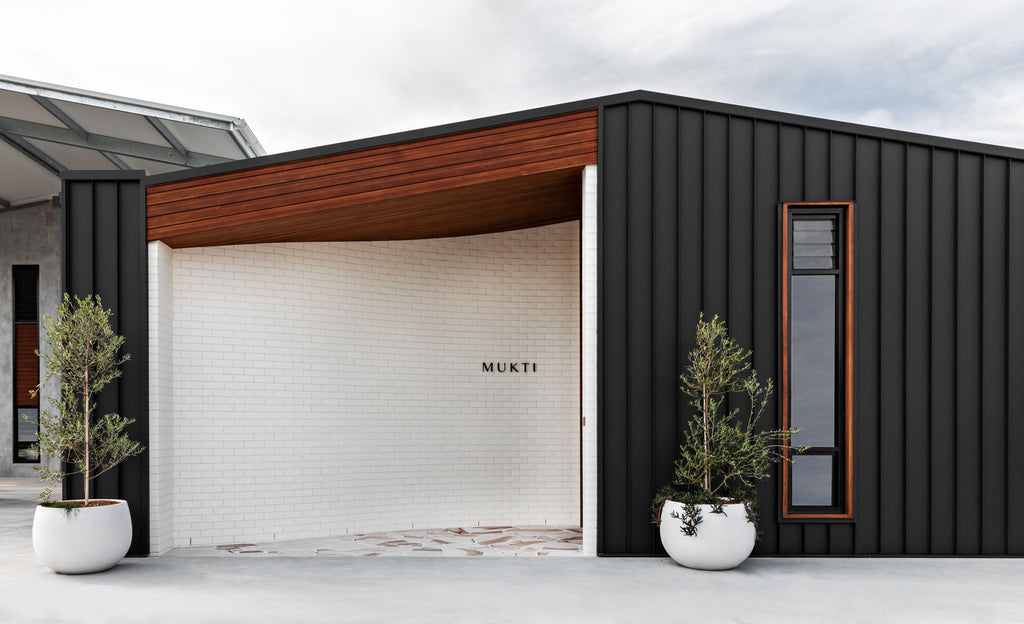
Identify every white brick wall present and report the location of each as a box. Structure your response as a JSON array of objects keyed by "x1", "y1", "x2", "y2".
[
  {"x1": 581, "y1": 164, "x2": 598, "y2": 555},
  {"x1": 163, "y1": 222, "x2": 581, "y2": 547},
  {"x1": 148, "y1": 241, "x2": 175, "y2": 554}
]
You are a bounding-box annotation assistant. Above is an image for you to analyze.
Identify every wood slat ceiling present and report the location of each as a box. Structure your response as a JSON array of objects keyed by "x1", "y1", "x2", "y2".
[{"x1": 147, "y1": 109, "x2": 598, "y2": 248}]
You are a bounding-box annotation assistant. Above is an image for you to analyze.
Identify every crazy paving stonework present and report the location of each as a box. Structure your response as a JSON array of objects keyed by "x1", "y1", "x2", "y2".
[{"x1": 173, "y1": 526, "x2": 583, "y2": 558}]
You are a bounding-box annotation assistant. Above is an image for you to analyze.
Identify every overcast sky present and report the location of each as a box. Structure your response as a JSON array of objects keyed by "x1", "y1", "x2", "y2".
[{"x1": 6, "y1": 0, "x2": 1024, "y2": 155}]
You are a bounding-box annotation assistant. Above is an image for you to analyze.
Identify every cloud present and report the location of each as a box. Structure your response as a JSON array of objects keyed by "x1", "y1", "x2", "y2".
[{"x1": 5, "y1": 0, "x2": 1024, "y2": 152}]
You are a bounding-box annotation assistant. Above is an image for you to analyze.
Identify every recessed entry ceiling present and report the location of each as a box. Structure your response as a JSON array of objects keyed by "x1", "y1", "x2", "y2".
[
  {"x1": 0, "y1": 74, "x2": 264, "y2": 210},
  {"x1": 147, "y1": 109, "x2": 598, "y2": 247}
]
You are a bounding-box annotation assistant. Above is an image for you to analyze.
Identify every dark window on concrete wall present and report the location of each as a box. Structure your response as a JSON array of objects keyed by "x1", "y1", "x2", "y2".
[
  {"x1": 12, "y1": 265, "x2": 40, "y2": 463},
  {"x1": 781, "y1": 204, "x2": 853, "y2": 518}
]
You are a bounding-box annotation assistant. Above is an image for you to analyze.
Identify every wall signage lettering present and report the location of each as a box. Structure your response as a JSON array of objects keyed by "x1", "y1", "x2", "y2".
[{"x1": 482, "y1": 362, "x2": 537, "y2": 373}]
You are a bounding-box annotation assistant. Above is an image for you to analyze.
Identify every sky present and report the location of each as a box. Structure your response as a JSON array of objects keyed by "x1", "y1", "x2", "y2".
[{"x1": 5, "y1": 0, "x2": 1024, "y2": 155}]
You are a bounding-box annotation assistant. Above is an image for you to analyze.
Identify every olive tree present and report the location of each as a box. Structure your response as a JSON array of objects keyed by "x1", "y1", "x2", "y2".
[{"x1": 31, "y1": 294, "x2": 144, "y2": 503}]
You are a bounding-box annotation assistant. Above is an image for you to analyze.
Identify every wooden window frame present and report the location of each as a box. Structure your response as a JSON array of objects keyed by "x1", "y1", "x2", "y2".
[{"x1": 780, "y1": 202, "x2": 853, "y2": 520}]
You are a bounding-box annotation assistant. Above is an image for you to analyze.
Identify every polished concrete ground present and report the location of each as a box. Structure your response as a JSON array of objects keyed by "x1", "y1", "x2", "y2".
[{"x1": 3, "y1": 478, "x2": 1023, "y2": 623}]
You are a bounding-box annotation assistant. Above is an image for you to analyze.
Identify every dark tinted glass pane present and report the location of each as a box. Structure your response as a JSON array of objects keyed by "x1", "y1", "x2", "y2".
[
  {"x1": 791, "y1": 275, "x2": 836, "y2": 447},
  {"x1": 793, "y1": 229, "x2": 833, "y2": 244},
  {"x1": 13, "y1": 266, "x2": 39, "y2": 323},
  {"x1": 793, "y1": 256, "x2": 835, "y2": 270},
  {"x1": 792, "y1": 455, "x2": 833, "y2": 506},
  {"x1": 16, "y1": 407, "x2": 39, "y2": 461},
  {"x1": 17, "y1": 408, "x2": 38, "y2": 443},
  {"x1": 793, "y1": 219, "x2": 834, "y2": 230}
]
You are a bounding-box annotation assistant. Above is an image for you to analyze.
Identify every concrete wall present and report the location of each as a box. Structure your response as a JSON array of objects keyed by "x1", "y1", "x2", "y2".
[
  {"x1": 153, "y1": 221, "x2": 582, "y2": 547},
  {"x1": 0, "y1": 202, "x2": 60, "y2": 479}
]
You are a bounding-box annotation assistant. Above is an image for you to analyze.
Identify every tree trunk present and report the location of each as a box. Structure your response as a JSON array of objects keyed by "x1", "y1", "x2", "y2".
[
  {"x1": 703, "y1": 389, "x2": 710, "y2": 493},
  {"x1": 83, "y1": 368, "x2": 90, "y2": 504}
]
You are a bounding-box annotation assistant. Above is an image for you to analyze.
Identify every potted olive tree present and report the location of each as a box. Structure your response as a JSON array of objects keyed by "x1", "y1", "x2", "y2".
[
  {"x1": 651, "y1": 314, "x2": 801, "y2": 570},
  {"x1": 30, "y1": 293, "x2": 144, "y2": 574}
]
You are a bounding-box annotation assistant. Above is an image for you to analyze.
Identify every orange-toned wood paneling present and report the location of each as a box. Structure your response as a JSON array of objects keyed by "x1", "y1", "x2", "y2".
[
  {"x1": 148, "y1": 109, "x2": 598, "y2": 247},
  {"x1": 14, "y1": 323, "x2": 38, "y2": 406}
]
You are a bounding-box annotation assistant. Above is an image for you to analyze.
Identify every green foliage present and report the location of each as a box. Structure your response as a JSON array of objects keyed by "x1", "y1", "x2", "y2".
[
  {"x1": 30, "y1": 294, "x2": 144, "y2": 502},
  {"x1": 652, "y1": 313, "x2": 803, "y2": 530}
]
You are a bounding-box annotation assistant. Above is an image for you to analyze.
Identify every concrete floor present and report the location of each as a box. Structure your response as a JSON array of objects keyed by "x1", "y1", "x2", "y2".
[{"x1": 3, "y1": 478, "x2": 1023, "y2": 623}]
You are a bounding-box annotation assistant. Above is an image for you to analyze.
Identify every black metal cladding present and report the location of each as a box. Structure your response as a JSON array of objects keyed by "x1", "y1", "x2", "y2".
[
  {"x1": 597, "y1": 97, "x2": 1024, "y2": 556},
  {"x1": 61, "y1": 171, "x2": 149, "y2": 557}
]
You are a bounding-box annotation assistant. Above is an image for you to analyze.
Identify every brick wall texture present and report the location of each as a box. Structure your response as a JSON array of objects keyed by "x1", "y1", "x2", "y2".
[{"x1": 160, "y1": 222, "x2": 581, "y2": 547}]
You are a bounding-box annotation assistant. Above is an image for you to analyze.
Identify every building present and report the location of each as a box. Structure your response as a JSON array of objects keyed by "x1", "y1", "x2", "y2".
[{"x1": 5, "y1": 79, "x2": 1023, "y2": 558}]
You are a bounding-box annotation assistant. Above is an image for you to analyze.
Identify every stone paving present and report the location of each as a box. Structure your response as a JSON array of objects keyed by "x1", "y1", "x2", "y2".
[{"x1": 173, "y1": 525, "x2": 583, "y2": 558}]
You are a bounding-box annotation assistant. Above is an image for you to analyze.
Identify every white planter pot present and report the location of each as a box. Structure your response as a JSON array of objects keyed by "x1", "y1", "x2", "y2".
[
  {"x1": 33, "y1": 500, "x2": 132, "y2": 574},
  {"x1": 659, "y1": 500, "x2": 756, "y2": 570}
]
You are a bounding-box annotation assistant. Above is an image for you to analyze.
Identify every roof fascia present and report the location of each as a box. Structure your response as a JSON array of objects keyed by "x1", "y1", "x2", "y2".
[
  {"x1": 144, "y1": 88, "x2": 1024, "y2": 188},
  {"x1": 624, "y1": 90, "x2": 1024, "y2": 160},
  {"x1": 143, "y1": 93, "x2": 626, "y2": 187}
]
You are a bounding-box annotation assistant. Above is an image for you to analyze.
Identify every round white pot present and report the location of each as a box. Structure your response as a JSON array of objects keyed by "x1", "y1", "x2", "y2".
[
  {"x1": 33, "y1": 499, "x2": 132, "y2": 574},
  {"x1": 659, "y1": 500, "x2": 756, "y2": 570}
]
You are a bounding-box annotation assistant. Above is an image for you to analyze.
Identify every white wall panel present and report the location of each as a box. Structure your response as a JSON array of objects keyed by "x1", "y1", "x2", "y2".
[{"x1": 167, "y1": 223, "x2": 580, "y2": 547}]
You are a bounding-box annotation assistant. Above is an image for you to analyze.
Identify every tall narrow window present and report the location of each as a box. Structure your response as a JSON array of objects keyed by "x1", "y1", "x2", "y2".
[
  {"x1": 12, "y1": 265, "x2": 40, "y2": 463},
  {"x1": 781, "y1": 204, "x2": 853, "y2": 518}
]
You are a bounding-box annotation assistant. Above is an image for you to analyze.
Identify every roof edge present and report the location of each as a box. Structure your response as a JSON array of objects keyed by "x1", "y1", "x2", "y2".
[
  {"x1": 145, "y1": 88, "x2": 1024, "y2": 187},
  {"x1": 623, "y1": 89, "x2": 1024, "y2": 160},
  {"x1": 145, "y1": 92, "x2": 621, "y2": 186},
  {"x1": 0, "y1": 74, "x2": 266, "y2": 158}
]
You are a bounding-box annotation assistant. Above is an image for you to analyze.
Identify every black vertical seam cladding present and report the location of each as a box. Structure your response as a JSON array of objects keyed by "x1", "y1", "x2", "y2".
[
  {"x1": 902, "y1": 141, "x2": 910, "y2": 553},
  {"x1": 952, "y1": 151, "x2": 960, "y2": 554},
  {"x1": 624, "y1": 102, "x2": 632, "y2": 551},
  {"x1": 596, "y1": 104, "x2": 605, "y2": 554},
  {"x1": 977, "y1": 155, "x2": 985, "y2": 553},
  {"x1": 649, "y1": 104, "x2": 656, "y2": 542},
  {"x1": 776, "y1": 123, "x2": 784, "y2": 551},
  {"x1": 675, "y1": 110, "x2": 683, "y2": 450},
  {"x1": 876, "y1": 139, "x2": 883, "y2": 552},
  {"x1": 725, "y1": 115, "x2": 731, "y2": 324},
  {"x1": 597, "y1": 97, "x2": 1021, "y2": 555},
  {"x1": 926, "y1": 146, "x2": 934, "y2": 551},
  {"x1": 701, "y1": 111, "x2": 707, "y2": 310},
  {"x1": 1005, "y1": 158, "x2": 1012, "y2": 552}
]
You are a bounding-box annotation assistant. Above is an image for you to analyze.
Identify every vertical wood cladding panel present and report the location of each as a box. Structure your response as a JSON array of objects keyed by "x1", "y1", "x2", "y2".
[
  {"x1": 61, "y1": 173, "x2": 149, "y2": 557},
  {"x1": 14, "y1": 324, "x2": 39, "y2": 405},
  {"x1": 598, "y1": 98, "x2": 1024, "y2": 556}
]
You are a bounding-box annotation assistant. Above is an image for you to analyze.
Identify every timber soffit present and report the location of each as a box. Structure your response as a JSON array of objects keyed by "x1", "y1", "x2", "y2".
[{"x1": 146, "y1": 109, "x2": 597, "y2": 246}]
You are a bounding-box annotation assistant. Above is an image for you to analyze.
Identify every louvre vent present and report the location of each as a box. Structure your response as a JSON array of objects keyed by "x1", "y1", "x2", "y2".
[{"x1": 792, "y1": 218, "x2": 836, "y2": 270}]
